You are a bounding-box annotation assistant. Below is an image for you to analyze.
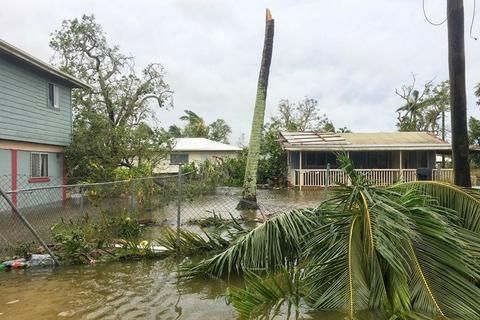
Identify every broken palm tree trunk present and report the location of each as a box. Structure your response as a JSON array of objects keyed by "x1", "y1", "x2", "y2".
[{"x1": 237, "y1": 9, "x2": 274, "y2": 210}]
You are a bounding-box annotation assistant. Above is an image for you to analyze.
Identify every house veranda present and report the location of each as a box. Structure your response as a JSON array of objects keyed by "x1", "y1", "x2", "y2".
[{"x1": 280, "y1": 132, "x2": 456, "y2": 188}]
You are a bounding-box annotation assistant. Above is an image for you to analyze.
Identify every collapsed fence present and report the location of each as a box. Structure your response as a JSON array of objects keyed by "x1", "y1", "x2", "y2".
[{"x1": 0, "y1": 171, "x2": 320, "y2": 259}]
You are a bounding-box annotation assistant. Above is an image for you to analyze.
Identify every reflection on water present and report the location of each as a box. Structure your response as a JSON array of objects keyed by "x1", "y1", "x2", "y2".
[
  {"x1": 0, "y1": 260, "x2": 236, "y2": 320},
  {"x1": 0, "y1": 259, "x2": 352, "y2": 320},
  {"x1": 155, "y1": 187, "x2": 327, "y2": 227}
]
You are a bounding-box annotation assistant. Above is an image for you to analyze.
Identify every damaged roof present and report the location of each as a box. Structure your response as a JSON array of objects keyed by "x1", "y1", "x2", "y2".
[{"x1": 279, "y1": 131, "x2": 452, "y2": 151}]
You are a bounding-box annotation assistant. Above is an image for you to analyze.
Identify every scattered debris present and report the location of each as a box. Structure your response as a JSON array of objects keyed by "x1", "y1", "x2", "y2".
[{"x1": 1, "y1": 254, "x2": 55, "y2": 271}]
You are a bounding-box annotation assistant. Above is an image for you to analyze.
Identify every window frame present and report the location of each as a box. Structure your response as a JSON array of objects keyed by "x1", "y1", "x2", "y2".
[
  {"x1": 170, "y1": 153, "x2": 189, "y2": 165},
  {"x1": 29, "y1": 152, "x2": 49, "y2": 182},
  {"x1": 47, "y1": 83, "x2": 60, "y2": 109}
]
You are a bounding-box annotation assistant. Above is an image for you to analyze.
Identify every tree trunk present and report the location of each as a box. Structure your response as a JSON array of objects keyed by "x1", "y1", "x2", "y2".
[
  {"x1": 447, "y1": 0, "x2": 471, "y2": 187},
  {"x1": 237, "y1": 9, "x2": 275, "y2": 210}
]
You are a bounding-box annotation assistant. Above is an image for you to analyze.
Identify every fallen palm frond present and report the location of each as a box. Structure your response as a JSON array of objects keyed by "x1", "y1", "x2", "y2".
[
  {"x1": 182, "y1": 208, "x2": 320, "y2": 278},
  {"x1": 179, "y1": 154, "x2": 480, "y2": 319},
  {"x1": 156, "y1": 227, "x2": 231, "y2": 255},
  {"x1": 228, "y1": 268, "x2": 305, "y2": 320},
  {"x1": 395, "y1": 181, "x2": 480, "y2": 232}
]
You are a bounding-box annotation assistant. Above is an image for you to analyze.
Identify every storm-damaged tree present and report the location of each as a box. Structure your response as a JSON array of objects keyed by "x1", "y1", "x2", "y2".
[
  {"x1": 237, "y1": 9, "x2": 275, "y2": 210},
  {"x1": 396, "y1": 77, "x2": 450, "y2": 139},
  {"x1": 50, "y1": 15, "x2": 173, "y2": 181},
  {"x1": 168, "y1": 110, "x2": 232, "y2": 143}
]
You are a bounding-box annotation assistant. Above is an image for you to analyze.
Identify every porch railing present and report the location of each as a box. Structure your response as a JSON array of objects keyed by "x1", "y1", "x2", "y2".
[{"x1": 292, "y1": 168, "x2": 454, "y2": 187}]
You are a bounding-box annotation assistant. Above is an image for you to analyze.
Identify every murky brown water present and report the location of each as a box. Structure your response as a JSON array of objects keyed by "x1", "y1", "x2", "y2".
[
  {"x1": 0, "y1": 259, "x2": 352, "y2": 320},
  {"x1": 0, "y1": 189, "x2": 349, "y2": 320}
]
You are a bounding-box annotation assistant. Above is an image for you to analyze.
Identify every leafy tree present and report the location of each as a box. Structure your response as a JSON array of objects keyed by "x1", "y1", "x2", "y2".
[
  {"x1": 208, "y1": 119, "x2": 232, "y2": 143},
  {"x1": 180, "y1": 109, "x2": 209, "y2": 138},
  {"x1": 273, "y1": 97, "x2": 346, "y2": 133},
  {"x1": 321, "y1": 120, "x2": 336, "y2": 132},
  {"x1": 468, "y1": 116, "x2": 480, "y2": 167},
  {"x1": 257, "y1": 122, "x2": 288, "y2": 186},
  {"x1": 336, "y1": 126, "x2": 352, "y2": 133},
  {"x1": 184, "y1": 155, "x2": 480, "y2": 319},
  {"x1": 50, "y1": 15, "x2": 172, "y2": 181},
  {"x1": 222, "y1": 149, "x2": 247, "y2": 187},
  {"x1": 169, "y1": 110, "x2": 232, "y2": 143},
  {"x1": 395, "y1": 77, "x2": 450, "y2": 138},
  {"x1": 273, "y1": 98, "x2": 329, "y2": 131},
  {"x1": 468, "y1": 116, "x2": 480, "y2": 145},
  {"x1": 167, "y1": 124, "x2": 183, "y2": 138}
]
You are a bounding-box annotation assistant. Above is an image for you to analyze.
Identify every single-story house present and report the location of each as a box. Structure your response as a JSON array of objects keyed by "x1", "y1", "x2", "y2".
[
  {"x1": 0, "y1": 39, "x2": 88, "y2": 207},
  {"x1": 156, "y1": 137, "x2": 242, "y2": 174},
  {"x1": 279, "y1": 131, "x2": 462, "y2": 188}
]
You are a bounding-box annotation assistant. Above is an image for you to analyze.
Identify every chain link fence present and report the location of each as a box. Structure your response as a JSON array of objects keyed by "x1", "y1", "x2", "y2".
[{"x1": 0, "y1": 172, "x2": 323, "y2": 258}]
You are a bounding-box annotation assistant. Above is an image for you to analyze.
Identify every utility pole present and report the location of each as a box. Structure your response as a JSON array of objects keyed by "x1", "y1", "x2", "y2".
[{"x1": 447, "y1": 0, "x2": 471, "y2": 187}]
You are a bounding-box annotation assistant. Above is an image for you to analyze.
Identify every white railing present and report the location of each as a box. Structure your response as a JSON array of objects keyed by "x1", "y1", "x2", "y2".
[
  {"x1": 400, "y1": 169, "x2": 417, "y2": 182},
  {"x1": 432, "y1": 169, "x2": 454, "y2": 183},
  {"x1": 292, "y1": 168, "x2": 454, "y2": 187}
]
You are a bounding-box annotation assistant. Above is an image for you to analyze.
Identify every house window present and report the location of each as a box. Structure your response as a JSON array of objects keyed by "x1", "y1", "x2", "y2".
[
  {"x1": 47, "y1": 83, "x2": 59, "y2": 109},
  {"x1": 31, "y1": 153, "x2": 48, "y2": 177},
  {"x1": 170, "y1": 153, "x2": 189, "y2": 165}
]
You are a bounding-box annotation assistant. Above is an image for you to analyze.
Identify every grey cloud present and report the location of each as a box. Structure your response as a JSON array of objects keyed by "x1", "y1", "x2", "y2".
[{"x1": 1, "y1": 0, "x2": 480, "y2": 143}]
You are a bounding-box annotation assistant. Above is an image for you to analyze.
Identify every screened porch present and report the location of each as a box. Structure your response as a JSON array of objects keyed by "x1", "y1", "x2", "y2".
[{"x1": 287, "y1": 150, "x2": 453, "y2": 188}]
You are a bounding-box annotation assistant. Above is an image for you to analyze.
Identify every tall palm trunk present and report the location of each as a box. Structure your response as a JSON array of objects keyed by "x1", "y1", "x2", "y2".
[
  {"x1": 237, "y1": 9, "x2": 275, "y2": 210},
  {"x1": 447, "y1": 0, "x2": 471, "y2": 187}
]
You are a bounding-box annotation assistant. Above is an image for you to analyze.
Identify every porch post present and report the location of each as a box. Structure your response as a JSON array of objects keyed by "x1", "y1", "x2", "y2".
[
  {"x1": 399, "y1": 150, "x2": 403, "y2": 181},
  {"x1": 287, "y1": 151, "x2": 291, "y2": 185},
  {"x1": 299, "y1": 151, "x2": 303, "y2": 190},
  {"x1": 346, "y1": 151, "x2": 351, "y2": 186}
]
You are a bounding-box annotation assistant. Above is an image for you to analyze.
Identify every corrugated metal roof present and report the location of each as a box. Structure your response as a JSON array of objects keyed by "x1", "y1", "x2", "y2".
[
  {"x1": 0, "y1": 38, "x2": 90, "y2": 89},
  {"x1": 279, "y1": 131, "x2": 452, "y2": 151},
  {"x1": 172, "y1": 138, "x2": 242, "y2": 152}
]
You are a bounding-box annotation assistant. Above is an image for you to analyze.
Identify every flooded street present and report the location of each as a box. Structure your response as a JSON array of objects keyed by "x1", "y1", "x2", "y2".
[
  {"x1": 0, "y1": 259, "x2": 235, "y2": 319},
  {"x1": 0, "y1": 189, "x2": 343, "y2": 320},
  {"x1": 0, "y1": 258, "x2": 352, "y2": 320}
]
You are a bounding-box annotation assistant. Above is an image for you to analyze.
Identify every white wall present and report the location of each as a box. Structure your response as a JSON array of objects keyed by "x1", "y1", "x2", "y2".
[{"x1": 155, "y1": 151, "x2": 239, "y2": 174}]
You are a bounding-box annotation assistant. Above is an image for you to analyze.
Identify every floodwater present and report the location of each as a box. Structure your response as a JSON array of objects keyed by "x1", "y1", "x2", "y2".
[
  {"x1": 0, "y1": 189, "x2": 348, "y2": 320},
  {"x1": 0, "y1": 260, "x2": 350, "y2": 320}
]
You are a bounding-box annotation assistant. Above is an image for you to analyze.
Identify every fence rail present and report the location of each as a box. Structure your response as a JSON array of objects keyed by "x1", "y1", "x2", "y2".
[{"x1": 292, "y1": 168, "x2": 454, "y2": 187}]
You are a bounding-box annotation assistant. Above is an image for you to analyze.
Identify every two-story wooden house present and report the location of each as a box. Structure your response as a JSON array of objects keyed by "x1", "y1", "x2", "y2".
[{"x1": 0, "y1": 39, "x2": 88, "y2": 205}]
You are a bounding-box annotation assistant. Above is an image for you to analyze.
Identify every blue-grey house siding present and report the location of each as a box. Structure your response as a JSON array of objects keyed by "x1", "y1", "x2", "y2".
[
  {"x1": 0, "y1": 56, "x2": 72, "y2": 146},
  {"x1": 0, "y1": 39, "x2": 87, "y2": 209}
]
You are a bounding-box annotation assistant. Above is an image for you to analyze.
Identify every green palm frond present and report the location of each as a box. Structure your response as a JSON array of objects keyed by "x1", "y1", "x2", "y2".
[
  {"x1": 395, "y1": 181, "x2": 480, "y2": 232},
  {"x1": 403, "y1": 196, "x2": 480, "y2": 319},
  {"x1": 182, "y1": 208, "x2": 320, "y2": 278},
  {"x1": 156, "y1": 227, "x2": 230, "y2": 255},
  {"x1": 305, "y1": 177, "x2": 480, "y2": 319},
  {"x1": 228, "y1": 268, "x2": 305, "y2": 320},
  {"x1": 180, "y1": 156, "x2": 480, "y2": 319}
]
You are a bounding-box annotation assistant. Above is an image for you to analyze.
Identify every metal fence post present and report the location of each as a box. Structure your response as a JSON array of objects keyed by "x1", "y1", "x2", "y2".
[
  {"x1": 129, "y1": 182, "x2": 134, "y2": 213},
  {"x1": 80, "y1": 186, "x2": 84, "y2": 214},
  {"x1": 176, "y1": 164, "x2": 183, "y2": 255}
]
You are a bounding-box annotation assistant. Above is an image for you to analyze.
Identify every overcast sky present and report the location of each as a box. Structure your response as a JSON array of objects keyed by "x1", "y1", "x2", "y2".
[{"x1": 1, "y1": 0, "x2": 480, "y2": 144}]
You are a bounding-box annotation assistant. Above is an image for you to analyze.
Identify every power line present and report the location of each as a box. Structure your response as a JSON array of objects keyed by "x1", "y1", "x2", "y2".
[
  {"x1": 470, "y1": 0, "x2": 478, "y2": 40},
  {"x1": 422, "y1": 0, "x2": 447, "y2": 26}
]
